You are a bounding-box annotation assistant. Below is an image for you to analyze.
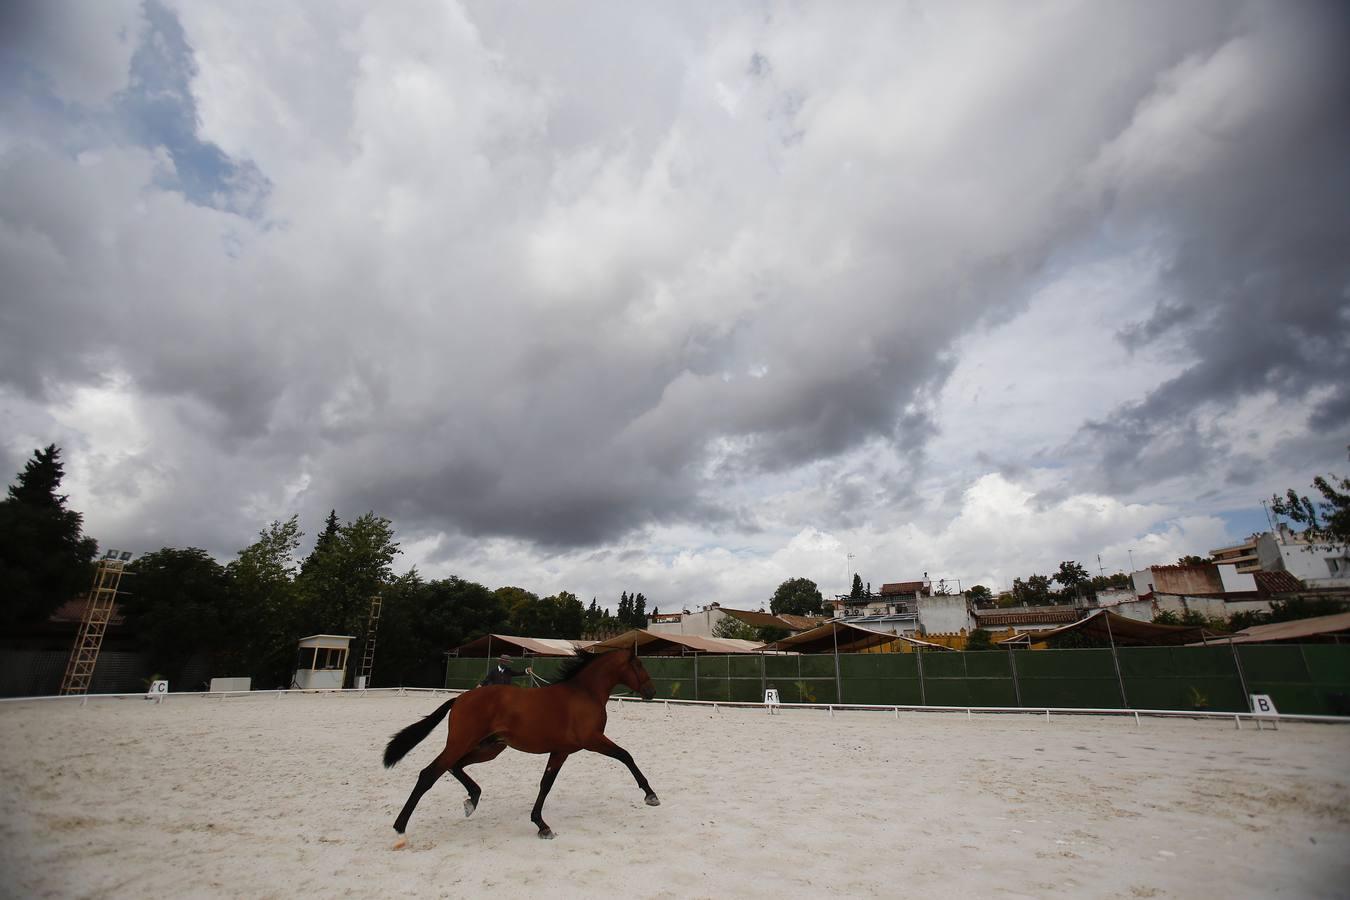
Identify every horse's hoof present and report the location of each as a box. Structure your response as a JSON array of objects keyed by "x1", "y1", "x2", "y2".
[
  {"x1": 538, "y1": 827, "x2": 555, "y2": 840},
  {"x1": 645, "y1": 794, "x2": 661, "y2": 807},
  {"x1": 391, "y1": 836, "x2": 407, "y2": 851},
  {"x1": 464, "y1": 799, "x2": 477, "y2": 818}
]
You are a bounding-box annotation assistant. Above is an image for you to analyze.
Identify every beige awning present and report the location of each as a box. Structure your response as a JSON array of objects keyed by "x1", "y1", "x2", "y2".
[
  {"x1": 761, "y1": 621, "x2": 928, "y2": 654},
  {"x1": 586, "y1": 629, "x2": 764, "y2": 655},
  {"x1": 1199, "y1": 611, "x2": 1350, "y2": 645},
  {"x1": 450, "y1": 634, "x2": 593, "y2": 657},
  {"x1": 997, "y1": 609, "x2": 1216, "y2": 647}
]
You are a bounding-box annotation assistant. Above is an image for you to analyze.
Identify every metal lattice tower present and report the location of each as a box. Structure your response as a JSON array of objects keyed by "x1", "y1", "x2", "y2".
[
  {"x1": 358, "y1": 594, "x2": 382, "y2": 686},
  {"x1": 58, "y1": 558, "x2": 128, "y2": 695}
]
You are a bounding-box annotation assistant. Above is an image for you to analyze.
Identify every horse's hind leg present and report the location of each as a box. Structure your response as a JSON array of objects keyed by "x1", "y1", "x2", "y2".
[
  {"x1": 584, "y1": 735, "x2": 659, "y2": 806},
  {"x1": 530, "y1": 750, "x2": 570, "y2": 839},
  {"x1": 452, "y1": 737, "x2": 507, "y2": 818},
  {"x1": 392, "y1": 731, "x2": 481, "y2": 839}
]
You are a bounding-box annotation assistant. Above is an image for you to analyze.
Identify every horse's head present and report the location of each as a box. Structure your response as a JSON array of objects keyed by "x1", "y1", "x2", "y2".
[{"x1": 617, "y1": 646, "x2": 656, "y2": 700}]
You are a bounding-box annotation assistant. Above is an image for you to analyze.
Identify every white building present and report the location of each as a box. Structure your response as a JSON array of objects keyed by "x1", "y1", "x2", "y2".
[{"x1": 1256, "y1": 524, "x2": 1350, "y2": 588}]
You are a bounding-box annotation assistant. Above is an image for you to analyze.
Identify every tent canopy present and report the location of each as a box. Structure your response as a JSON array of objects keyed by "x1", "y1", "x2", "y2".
[
  {"x1": 587, "y1": 629, "x2": 763, "y2": 655},
  {"x1": 450, "y1": 634, "x2": 592, "y2": 657},
  {"x1": 997, "y1": 609, "x2": 1215, "y2": 647},
  {"x1": 762, "y1": 621, "x2": 932, "y2": 654},
  {"x1": 1207, "y1": 610, "x2": 1350, "y2": 645}
]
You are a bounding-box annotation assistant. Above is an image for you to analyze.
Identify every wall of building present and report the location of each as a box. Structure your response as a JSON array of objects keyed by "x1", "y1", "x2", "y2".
[
  {"x1": 917, "y1": 594, "x2": 973, "y2": 635},
  {"x1": 1257, "y1": 532, "x2": 1350, "y2": 588},
  {"x1": 647, "y1": 608, "x2": 724, "y2": 638},
  {"x1": 1217, "y1": 565, "x2": 1257, "y2": 593}
]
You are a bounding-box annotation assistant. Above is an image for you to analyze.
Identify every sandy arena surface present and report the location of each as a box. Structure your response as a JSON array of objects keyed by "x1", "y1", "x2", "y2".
[{"x1": 1, "y1": 692, "x2": 1348, "y2": 899}]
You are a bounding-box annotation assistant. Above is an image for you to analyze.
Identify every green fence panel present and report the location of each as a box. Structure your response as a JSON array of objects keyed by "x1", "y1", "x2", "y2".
[
  {"x1": 697, "y1": 678, "x2": 731, "y2": 702},
  {"x1": 922, "y1": 652, "x2": 968, "y2": 678},
  {"x1": 1301, "y1": 645, "x2": 1350, "y2": 683},
  {"x1": 1019, "y1": 677, "x2": 1123, "y2": 709},
  {"x1": 1237, "y1": 645, "x2": 1310, "y2": 682},
  {"x1": 1015, "y1": 648, "x2": 1116, "y2": 679},
  {"x1": 1116, "y1": 647, "x2": 1179, "y2": 678},
  {"x1": 643, "y1": 658, "x2": 695, "y2": 680},
  {"x1": 696, "y1": 656, "x2": 730, "y2": 679},
  {"x1": 729, "y1": 656, "x2": 763, "y2": 678},
  {"x1": 966, "y1": 678, "x2": 1018, "y2": 707},
  {"x1": 728, "y1": 679, "x2": 764, "y2": 703},
  {"x1": 963, "y1": 652, "x2": 1013, "y2": 678},
  {"x1": 1172, "y1": 646, "x2": 1243, "y2": 678},
  {"x1": 764, "y1": 656, "x2": 800, "y2": 679},
  {"x1": 799, "y1": 656, "x2": 836, "y2": 678},
  {"x1": 839, "y1": 654, "x2": 886, "y2": 678},
  {"x1": 924, "y1": 679, "x2": 972, "y2": 707}
]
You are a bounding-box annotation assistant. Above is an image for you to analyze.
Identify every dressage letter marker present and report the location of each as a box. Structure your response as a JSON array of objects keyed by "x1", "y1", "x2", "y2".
[{"x1": 146, "y1": 680, "x2": 168, "y2": 703}]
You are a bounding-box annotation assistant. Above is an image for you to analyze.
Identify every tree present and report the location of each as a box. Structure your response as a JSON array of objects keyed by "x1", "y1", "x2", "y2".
[
  {"x1": 617, "y1": 591, "x2": 632, "y2": 627},
  {"x1": 850, "y1": 574, "x2": 865, "y2": 599},
  {"x1": 769, "y1": 577, "x2": 825, "y2": 616},
  {"x1": 1013, "y1": 574, "x2": 1052, "y2": 605},
  {"x1": 1054, "y1": 561, "x2": 1090, "y2": 604},
  {"x1": 1272, "y1": 447, "x2": 1350, "y2": 549},
  {"x1": 1176, "y1": 555, "x2": 1208, "y2": 566},
  {"x1": 0, "y1": 445, "x2": 98, "y2": 628},
  {"x1": 300, "y1": 509, "x2": 340, "y2": 576},
  {"x1": 966, "y1": 585, "x2": 993, "y2": 608},
  {"x1": 297, "y1": 512, "x2": 401, "y2": 637},
  {"x1": 632, "y1": 592, "x2": 648, "y2": 627},
  {"x1": 226, "y1": 516, "x2": 305, "y2": 686},
  {"x1": 121, "y1": 548, "x2": 231, "y2": 684},
  {"x1": 964, "y1": 629, "x2": 994, "y2": 651},
  {"x1": 712, "y1": 615, "x2": 758, "y2": 641}
]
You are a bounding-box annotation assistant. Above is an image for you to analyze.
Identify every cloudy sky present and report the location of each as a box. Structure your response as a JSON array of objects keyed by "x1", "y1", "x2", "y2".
[{"x1": 2, "y1": 1, "x2": 1347, "y2": 609}]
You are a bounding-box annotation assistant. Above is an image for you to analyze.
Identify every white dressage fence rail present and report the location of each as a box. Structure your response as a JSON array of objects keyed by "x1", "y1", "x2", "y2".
[{"x1": 2, "y1": 686, "x2": 1349, "y2": 729}]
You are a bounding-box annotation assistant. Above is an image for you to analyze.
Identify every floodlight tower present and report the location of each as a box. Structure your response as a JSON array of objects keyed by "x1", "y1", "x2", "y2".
[{"x1": 59, "y1": 550, "x2": 133, "y2": 695}]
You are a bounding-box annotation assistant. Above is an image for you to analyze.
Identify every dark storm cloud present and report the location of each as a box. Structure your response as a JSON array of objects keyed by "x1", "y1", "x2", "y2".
[
  {"x1": 1069, "y1": 4, "x2": 1350, "y2": 494},
  {"x1": 2, "y1": 1, "x2": 1347, "y2": 561}
]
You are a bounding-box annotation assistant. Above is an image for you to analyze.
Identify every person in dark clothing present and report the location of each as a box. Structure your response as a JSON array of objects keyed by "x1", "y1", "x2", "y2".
[{"x1": 481, "y1": 654, "x2": 533, "y2": 687}]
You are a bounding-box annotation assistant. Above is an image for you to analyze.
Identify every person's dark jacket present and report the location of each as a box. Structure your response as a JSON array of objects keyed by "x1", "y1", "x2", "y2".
[{"x1": 480, "y1": 664, "x2": 526, "y2": 687}]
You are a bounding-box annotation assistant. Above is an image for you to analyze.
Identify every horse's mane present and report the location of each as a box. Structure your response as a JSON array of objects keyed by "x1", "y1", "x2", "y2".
[{"x1": 554, "y1": 649, "x2": 606, "y2": 683}]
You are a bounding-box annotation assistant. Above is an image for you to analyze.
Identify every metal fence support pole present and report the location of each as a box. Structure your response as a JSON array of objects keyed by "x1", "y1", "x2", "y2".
[
  {"x1": 832, "y1": 626, "x2": 842, "y2": 704},
  {"x1": 1228, "y1": 638, "x2": 1252, "y2": 710},
  {"x1": 1007, "y1": 644, "x2": 1023, "y2": 707},
  {"x1": 693, "y1": 652, "x2": 699, "y2": 702},
  {"x1": 1105, "y1": 612, "x2": 1129, "y2": 708},
  {"x1": 916, "y1": 648, "x2": 927, "y2": 707},
  {"x1": 760, "y1": 653, "x2": 766, "y2": 702}
]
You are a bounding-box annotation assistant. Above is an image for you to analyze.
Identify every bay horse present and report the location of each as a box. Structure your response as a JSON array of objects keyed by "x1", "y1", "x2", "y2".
[{"x1": 383, "y1": 646, "x2": 660, "y2": 844}]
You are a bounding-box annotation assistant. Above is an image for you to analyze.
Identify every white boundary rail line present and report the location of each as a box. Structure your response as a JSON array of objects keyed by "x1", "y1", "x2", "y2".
[{"x1": 3, "y1": 687, "x2": 1348, "y2": 729}]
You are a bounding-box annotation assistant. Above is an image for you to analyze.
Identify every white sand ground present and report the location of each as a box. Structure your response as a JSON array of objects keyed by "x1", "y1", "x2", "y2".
[{"x1": 1, "y1": 693, "x2": 1347, "y2": 899}]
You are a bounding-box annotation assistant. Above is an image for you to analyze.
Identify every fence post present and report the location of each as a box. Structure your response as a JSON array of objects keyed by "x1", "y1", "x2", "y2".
[
  {"x1": 693, "y1": 652, "x2": 699, "y2": 702},
  {"x1": 1104, "y1": 611, "x2": 1129, "y2": 709},
  {"x1": 832, "y1": 625, "x2": 843, "y2": 704},
  {"x1": 918, "y1": 650, "x2": 928, "y2": 707},
  {"x1": 1228, "y1": 639, "x2": 1252, "y2": 711},
  {"x1": 1007, "y1": 644, "x2": 1023, "y2": 707}
]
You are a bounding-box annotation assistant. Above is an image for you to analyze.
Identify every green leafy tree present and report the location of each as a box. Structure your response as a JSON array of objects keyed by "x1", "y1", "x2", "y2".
[
  {"x1": 122, "y1": 548, "x2": 231, "y2": 684},
  {"x1": 617, "y1": 591, "x2": 632, "y2": 627},
  {"x1": 1055, "y1": 561, "x2": 1090, "y2": 603},
  {"x1": 298, "y1": 512, "x2": 401, "y2": 638},
  {"x1": 965, "y1": 584, "x2": 993, "y2": 607},
  {"x1": 0, "y1": 445, "x2": 98, "y2": 628},
  {"x1": 1176, "y1": 555, "x2": 1208, "y2": 566},
  {"x1": 497, "y1": 586, "x2": 544, "y2": 634},
  {"x1": 964, "y1": 629, "x2": 995, "y2": 651},
  {"x1": 1272, "y1": 447, "x2": 1350, "y2": 549},
  {"x1": 378, "y1": 573, "x2": 507, "y2": 686},
  {"x1": 632, "y1": 592, "x2": 648, "y2": 627},
  {"x1": 769, "y1": 577, "x2": 826, "y2": 616},
  {"x1": 850, "y1": 573, "x2": 865, "y2": 599},
  {"x1": 712, "y1": 615, "x2": 758, "y2": 641},
  {"x1": 1013, "y1": 574, "x2": 1053, "y2": 605},
  {"x1": 226, "y1": 516, "x2": 305, "y2": 687}
]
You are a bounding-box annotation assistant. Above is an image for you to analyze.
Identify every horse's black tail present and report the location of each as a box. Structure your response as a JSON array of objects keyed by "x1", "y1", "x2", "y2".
[{"x1": 383, "y1": 696, "x2": 457, "y2": 768}]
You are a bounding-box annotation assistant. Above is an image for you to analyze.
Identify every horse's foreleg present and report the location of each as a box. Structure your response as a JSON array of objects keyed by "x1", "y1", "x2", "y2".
[
  {"x1": 530, "y1": 750, "x2": 570, "y2": 839},
  {"x1": 585, "y1": 735, "x2": 659, "y2": 807},
  {"x1": 452, "y1": 738, "x2": 508, "y2": 818}
]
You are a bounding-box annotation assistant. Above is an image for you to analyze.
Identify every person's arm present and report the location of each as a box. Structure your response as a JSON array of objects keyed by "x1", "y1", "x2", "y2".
[{"x1": 506, "y1": 666, "x2": 527, "y2": 678}]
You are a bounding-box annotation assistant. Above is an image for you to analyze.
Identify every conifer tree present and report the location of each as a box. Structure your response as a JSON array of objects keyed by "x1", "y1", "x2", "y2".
[{"x1": 0, "y1": 445, "x2": 98, "y2": 628}]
